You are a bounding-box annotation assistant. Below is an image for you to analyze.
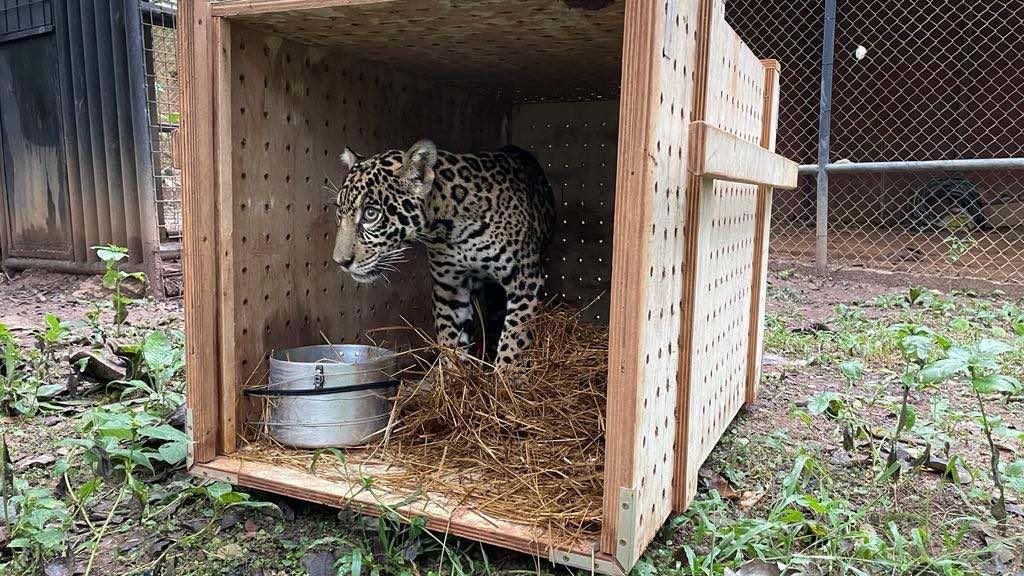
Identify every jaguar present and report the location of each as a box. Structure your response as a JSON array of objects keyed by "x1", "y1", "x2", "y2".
[{"x1": 331, "y1": 139, "x2": 556, "y2": 367}]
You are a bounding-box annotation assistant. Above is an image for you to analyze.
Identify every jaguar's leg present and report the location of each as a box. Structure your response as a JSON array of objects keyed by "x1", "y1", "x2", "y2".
[
  {"x1": 495, "y1": 261, "x2": 544, "y2": 367},
  {"x1": 430, "y1": 265, "x2": 474, "y2": 351}
]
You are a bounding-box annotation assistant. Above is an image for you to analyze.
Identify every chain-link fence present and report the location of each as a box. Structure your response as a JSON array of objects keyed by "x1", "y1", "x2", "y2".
[
  {"x1": 137, "y1": 0, "x2": 182, "y2": 296},
  {"x1": 726, "y1": 0, "x2": 1024, "y2": 287}
]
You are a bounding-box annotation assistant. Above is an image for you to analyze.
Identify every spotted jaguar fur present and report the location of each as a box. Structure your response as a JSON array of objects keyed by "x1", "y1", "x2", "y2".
[{"x1": 331, "y1": 139, "x2": 555, "y2": 366}]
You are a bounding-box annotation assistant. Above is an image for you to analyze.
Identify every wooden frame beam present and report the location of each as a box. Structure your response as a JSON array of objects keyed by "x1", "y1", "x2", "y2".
[
  {"x1": 209, "y1": 0, "x2": 397, "y2": 17},
  {"x1": 688, "y1": 120, "x2": 798, "y2": 189}
]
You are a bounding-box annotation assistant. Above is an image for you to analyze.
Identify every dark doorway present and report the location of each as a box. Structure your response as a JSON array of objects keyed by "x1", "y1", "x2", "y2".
[{"x1": 0, "y1": 30, "x2": 72, "y2": 260}]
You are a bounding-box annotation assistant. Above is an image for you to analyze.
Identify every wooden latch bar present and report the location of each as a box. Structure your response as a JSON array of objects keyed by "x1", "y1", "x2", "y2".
[{"x1": 689, "y1": 120, "x2": 799, "y2": 189}]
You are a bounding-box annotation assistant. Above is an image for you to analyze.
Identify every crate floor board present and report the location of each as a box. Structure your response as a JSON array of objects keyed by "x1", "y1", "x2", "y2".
[{"x1": 192, "y1": 450, "x2": 616, "y2": 573}]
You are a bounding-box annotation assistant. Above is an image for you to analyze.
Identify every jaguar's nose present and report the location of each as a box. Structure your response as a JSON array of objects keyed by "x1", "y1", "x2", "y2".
[{"x1": 334, "y1": 255, "x2": 354, "y2": 268}]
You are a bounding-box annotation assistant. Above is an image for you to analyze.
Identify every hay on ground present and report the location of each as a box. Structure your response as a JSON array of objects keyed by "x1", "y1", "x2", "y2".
[{"x1": 241, "y1": 307, "x2": 609, "y2": 543}]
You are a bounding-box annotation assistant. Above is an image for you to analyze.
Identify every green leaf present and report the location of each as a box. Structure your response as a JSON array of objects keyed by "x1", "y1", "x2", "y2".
[
  {"x1": 95, "y1": 412, "x2": 135, "y2": 440},
  {"x1": 156, "y1": 441, "x2": 187, "y2": 465},
  {"x1": 973, "y1": 374, "x2": 1022, "y2": 394},
  {"x1": 206, "y1": 482, "x2": 233, "y2": 499},
  {"x1": 35, "y1": 383, "x2": 64, "y2": 398},
  {"x1": 102, "y1": 267, "x2": 120, "y2": 290},
  {"x1": 142, "y1": 331, "x2": 176, "y2": 371},
  {"x1": 776, "y1": 507, "x2": 806, "y2": 524},
  {"x1": 900, "y1": 404, "x2": 917, "y2": 432},
  {"x1": 217, "y1": 492, "x2": 247, "y2": 505},
  {"x1": 114, "y1": 296, "x2": 129, "y2": 325},
  {"x1": 139, "y1": 424, "x2": 189, "y2": 443},
  {"x1": 1012, "y1": 317, "x2": 1024, "y2": 336},
  {"x1": 33, "y1": 528, "x2": 65, "y2": 550},
  {"x1": 128, "y1": 473, "x2": 149, "y2": 503},
  {"x1": 351, "y1": 548, "x2": 363, "y2": 576},
  {"x1": 900, "y1": 334, "x2": 934, "y2": 363},
  {"x1": 75, "y1": 478, "x2": 101, "y2": 503},
  {"x1": 920, "y1": 358, "x2": 967, "y2": 384},
  {"x1": 807, "y1": 391, "x2": 841, "y2": 417},
  {"x1": 950, "y1": 317, "x2": 971, "y2": 331},
  {"x1": 129, "y1": 450, "x2": 155, "y2": 472},
  {"x1": 7, "y1": 537, "x2": 32, "y2": 549},
  {"x1": 93, "y1": 245, "x2": 129, "y2": 262},
  {"x1": 1004, "y1": 461, "x2": 1024, "y2": 478},
  {"x1": 977, "y1": 339, "x2": 1013, "y2": 357},
  {"x1": 839, "y1": 360, "x2": 863, "y2": 382}
]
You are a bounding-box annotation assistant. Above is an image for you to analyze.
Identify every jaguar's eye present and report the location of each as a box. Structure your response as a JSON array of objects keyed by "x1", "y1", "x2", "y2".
[{"x1": 362, "y1": 205, "x2": 382, "y2": 225}]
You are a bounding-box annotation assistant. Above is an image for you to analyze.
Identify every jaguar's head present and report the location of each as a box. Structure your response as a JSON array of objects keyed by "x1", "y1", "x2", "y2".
[{"x1": 331, "y1": 139, "x2": 436, "y2": 284}]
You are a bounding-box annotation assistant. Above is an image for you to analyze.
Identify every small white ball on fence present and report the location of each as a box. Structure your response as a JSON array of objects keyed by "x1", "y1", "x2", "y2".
[{"x1": 855, "y1": 45, "x2": 868, "y2": 61}]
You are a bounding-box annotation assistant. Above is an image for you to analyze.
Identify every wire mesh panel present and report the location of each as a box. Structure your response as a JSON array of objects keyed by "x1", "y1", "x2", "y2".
[
  {"x1": 139, "y1": 0, "x2": 180, "y2": 244},
  {"x1": 135, "y1": 0, "x2": 182, "y2": 297},
  {"x1": 726, "y1": 0, "x2": 1024, "y2": 286}
]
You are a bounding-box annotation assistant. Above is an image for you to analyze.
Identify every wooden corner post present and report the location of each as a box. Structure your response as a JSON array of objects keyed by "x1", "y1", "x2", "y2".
[{"x1": 179, "y1": 0, "x2": 221, "y2": 465}]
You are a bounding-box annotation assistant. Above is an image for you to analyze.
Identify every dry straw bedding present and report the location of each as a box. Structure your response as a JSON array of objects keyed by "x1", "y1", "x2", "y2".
[{"x1": 241, "y1": 308, "x2": 609, "y2": 542}]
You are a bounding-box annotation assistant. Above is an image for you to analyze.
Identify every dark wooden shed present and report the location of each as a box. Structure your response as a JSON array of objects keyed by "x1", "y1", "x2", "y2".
[{"x1": 0, "y1": 0, "x2": 176, "y2": 293}]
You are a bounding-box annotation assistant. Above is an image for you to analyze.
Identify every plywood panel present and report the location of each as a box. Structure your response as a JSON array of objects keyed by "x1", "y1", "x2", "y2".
[
  {"x1": 193, "y1": 454, "x2": 623, "y2": 575},
  {"x1": 212, "y1": 0, "x2": 624, "y2": 100},
  {"x1": 227, "y1": 25, "x2": 504, "y2": 443},
  {"x1": 508, "y1": 99, "x2": 619, "y2": 323},
  {"x1": 676, "y1": 4, "x2": 769, "y2": 508},
  {"x1": 601, "y1": 0, "x2": 701, "y2": 565}
]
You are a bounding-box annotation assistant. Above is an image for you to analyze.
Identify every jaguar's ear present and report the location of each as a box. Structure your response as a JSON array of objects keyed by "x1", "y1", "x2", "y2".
[
  {"x1": 340, "y1": 147, "x2": 362, "y2": 171},
  {"x1": 401, "y1": 139, "x2": 437, "y2": 185}
]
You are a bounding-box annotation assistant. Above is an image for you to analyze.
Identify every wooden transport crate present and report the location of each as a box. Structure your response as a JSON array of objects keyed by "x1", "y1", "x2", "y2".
[{"x1": 179, "y1": 1, "x2": 797, "y2": 573}]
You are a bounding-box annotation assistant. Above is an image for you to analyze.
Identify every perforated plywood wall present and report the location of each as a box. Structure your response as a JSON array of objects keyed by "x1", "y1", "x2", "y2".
[
  {"x1": 211, "y1": 0, "x2": 624, "y2": 101},
  {"x1": 226, "y1": 25, "x2": 504, "y2": 439},
  {"x1": 508, "y1": 100, "x2": 619, "y2": 323},
  {"x1": 599, "y1": 0, "x2": 702, "y2": 560},
  {"x1": 630, "y1": 0, "x2": 701, "y2": 550},
  {"x1": 681, "y1": 12, "x2": 767, "y2": 502}
]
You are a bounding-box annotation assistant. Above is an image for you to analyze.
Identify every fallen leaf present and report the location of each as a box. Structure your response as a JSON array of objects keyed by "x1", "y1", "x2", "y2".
[
  {"x1": 793, "y1": 322, "x2": 832, "y2": 334},
  {"x1": 219, "y1": 511, "x2": 240, "y2": 529},
  {"x1": 43, "y1": 561, "x2": 70, "y2": 576},
  {"x1": 726, "y1": 559, "x2": 782, "y2": 576},
  {"x1": 216, "y1": 543, "x2": 244, "y2": 559},
  {"x1": 301, "y1": 551, "x2": 336, "y2": 576},
  {"x1": 699, "y1": 469, "x2": 740, "y2": 500},
  {"x1": 14, "y1": 453, "x2": 57, "y2": 471},
  {"x1": 739, "y1": 491, "x2": 765, "y2": 511}
]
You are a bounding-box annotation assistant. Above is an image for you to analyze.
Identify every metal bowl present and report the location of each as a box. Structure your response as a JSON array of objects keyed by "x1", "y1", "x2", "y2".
[{"x1": 246, "y1": 344, "x2": 398, "y2": 448}]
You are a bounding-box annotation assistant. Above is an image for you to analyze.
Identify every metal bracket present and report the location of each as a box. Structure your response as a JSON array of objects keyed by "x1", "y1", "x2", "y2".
[
  {"x1": 548, "y1": 546, "x2": 625, "y2": 576},
  {"x1": 614, "y1": 487, "x2": 638, "y2": 571}
]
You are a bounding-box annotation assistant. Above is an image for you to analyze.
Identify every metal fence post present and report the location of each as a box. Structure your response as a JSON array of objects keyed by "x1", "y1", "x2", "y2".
[{"x1": 815, "y1": 0, "x2": 837, "y2": 274}]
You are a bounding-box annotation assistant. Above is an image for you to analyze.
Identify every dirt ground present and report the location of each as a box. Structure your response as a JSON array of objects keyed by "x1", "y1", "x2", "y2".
[{"x1": 0, "y1": 267, "x2": 1021, "y2": 575}]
